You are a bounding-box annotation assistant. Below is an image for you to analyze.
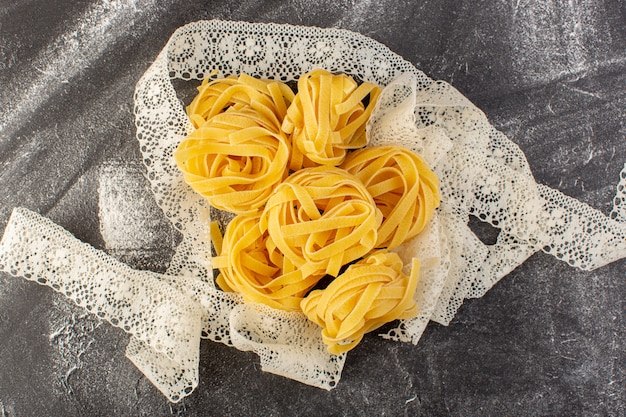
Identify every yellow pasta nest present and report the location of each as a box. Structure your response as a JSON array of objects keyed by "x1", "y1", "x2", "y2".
[
  {"x1": 175, "y1": 70, "x2": 441, "y2": 354},
  {"x1": 174, "y1": 75, "x2": 295, "y2": 215},
  {"x1": 186, "y1": 73, "x2": 295, "y2": 129},
  {"x1": 301, "y1": 250, "x2": 420, "y2": 355},
  {"x1": 341, "y1": 146, "x2": 441, "y2": 249},
  {"x1": 281, "y1": 69, "x2": 382, "y2": 170},
  {"x1": 212, "y1": 214, "x2": 323, "y2": 311},
  {"x1": 260, "y1": 166, "x2": 383, "y2": 278}
]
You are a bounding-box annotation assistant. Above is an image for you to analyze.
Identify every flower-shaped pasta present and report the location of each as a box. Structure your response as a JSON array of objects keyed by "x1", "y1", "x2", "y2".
[
  {"x1": 174, "y1": 107, "x2": 291, "y2": 215},
  {"x1": 301, "y1": 250, "x2": 420, "y2": 354},
  {"x1": 341, "y1": 146, "x2": 440, "y2": 249},
  {"x1": 186, "y1": 73, "x2": 295, "y2": 130},
  {"x1": 281, "y1": 69, "x2": 381, "y2": 170},
  {"x1": 212, "y1": 213, "x2": 323, "y2": 311},
  {"x1": 260, "y1": 166, "x2": 382, "y2": 278},
  {"x1": 174, "y1": 74, "x2": 295, "y2": 215}
]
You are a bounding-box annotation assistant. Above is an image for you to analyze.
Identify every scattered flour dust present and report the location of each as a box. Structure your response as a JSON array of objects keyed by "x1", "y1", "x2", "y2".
[
  {"x1": 98, "y1": 159, "x2": 179, "y2": 269},
  {"x1": 0, "y1": 0, "x2": 159, "y2": 138},
  {"x1": 47, "y1": 296, "x2": 102, "y2": 397},
  {"x1": 508, "y1": 1, "x2": 625, "y2": 86},
  {"x1": 0, "y1": 400, "x2": 15, "y2": 417},
  {"x1": 333, "y1": 0, "x2": 377, "y2": 30}
]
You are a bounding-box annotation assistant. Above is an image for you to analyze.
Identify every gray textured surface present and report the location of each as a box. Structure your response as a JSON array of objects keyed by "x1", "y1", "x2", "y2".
[{"x1": 1, "y1": 1, "x2": 625, "y2": 416}]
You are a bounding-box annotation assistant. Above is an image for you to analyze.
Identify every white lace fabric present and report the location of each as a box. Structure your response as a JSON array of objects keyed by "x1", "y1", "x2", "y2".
[
  {"x1": 0, "y1": 207, "x2": 202, "y2": 402},
  {"x1": 1, "y1": 20, "x2": 625, "y2": 402}
]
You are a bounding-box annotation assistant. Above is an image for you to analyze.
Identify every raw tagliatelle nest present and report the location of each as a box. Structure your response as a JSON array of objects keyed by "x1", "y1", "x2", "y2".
[
  {"x1": 176, "y1": 68, "x2": 440, "y2": 355},
  {"x1": 0, "y1": 20, "x2": 624, "y2": 403}
]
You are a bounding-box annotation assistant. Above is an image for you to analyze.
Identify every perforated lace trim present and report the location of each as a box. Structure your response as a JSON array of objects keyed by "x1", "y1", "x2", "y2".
[
  {"x1": 0, "y1": 208, "x2": 343, "y2": 400},
  {"x1": 0, "y1": 208, "x2": 201, "y2": 402},
  {"x1": 365, "y1": 69, "x2": 625, "y2": 326}
]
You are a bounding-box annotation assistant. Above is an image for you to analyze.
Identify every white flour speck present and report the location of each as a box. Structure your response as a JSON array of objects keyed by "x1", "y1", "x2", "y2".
[
  {"x1": 47, "y1": 296, "x2": 102, "y2": 397},
  {"x1": 0, "y1": 0, "x2": 157, "y2": 139},
  {"x1": 98, "y1": 159, "x2": 179, "y2": 267},
  {"x1": 507, "y1": 1, "x2": 624, "y2": 86}
]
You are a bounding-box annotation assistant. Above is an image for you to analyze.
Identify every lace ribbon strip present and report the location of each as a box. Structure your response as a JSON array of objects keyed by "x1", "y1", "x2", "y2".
[
  {"x1": 0, "y1": 207, "x2": 345, "y2": 402},
  {"x1": 0, "y1": 20, "x2": 624, "y2": 402}
]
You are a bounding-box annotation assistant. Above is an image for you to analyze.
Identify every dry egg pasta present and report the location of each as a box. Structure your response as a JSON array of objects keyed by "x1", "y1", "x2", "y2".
[
  {"x1": 174, "y1": 74, "x2": 295, "y2": 215},
  {"x1": 301, "y1": 250, "x2": 420, "y2": 354},
  {"x1": 212, "y1": 213, "x2": 323, "y2": 311},
  {"x1": 281, "y1": 69, "x2": 381, "y2": 170},
  {"x1": 260, "y1": 166, "x2": 382, "y2": 278},
  {"x1": 342, "y1": 145, "x2": 440, "y2": 249},
  {"x1": 175, "y1": 106, "x2": 291, "y2": 215},
  {"x1": 179, "y1": 71, "x2": 435, "y2": 354},
  {"x1": 187, "y1": 73, "x2": 295, "y2": 129}
]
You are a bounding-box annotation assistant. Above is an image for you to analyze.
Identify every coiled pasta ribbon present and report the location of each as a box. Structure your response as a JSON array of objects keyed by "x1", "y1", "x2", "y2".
[
  {"x1": 342, "y1": 146, "x2": 440, "y2": 249},
  {"x1": 175, "y1": 109, "x2": 291, "y2": 215},
  {"x1": 186, "y1": 73, "x2": 295, "y2": 130},
  {"x1": 212, "y1": 213, "x2": 323, "y2": 311},
  {"x1": 175, "y1": 74, "x2": 295, "y2": 215},
  {"x1": 260, "y1": 167, "x2": 382, "y2": 278},
  {"x1": 301, "y1": 250, "x2": 420, "y2": 354},
  {"x1": 177, "y1": 71, "x2": 435, "y2": 353},
  {"x1": 281, "y1": 69, "x2": 382, "y2": 170}
]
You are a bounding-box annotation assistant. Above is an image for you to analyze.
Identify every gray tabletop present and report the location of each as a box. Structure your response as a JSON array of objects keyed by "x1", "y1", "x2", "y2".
[{"x1": 1, "y1": 1, "x2": 625, "y2": 416}]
